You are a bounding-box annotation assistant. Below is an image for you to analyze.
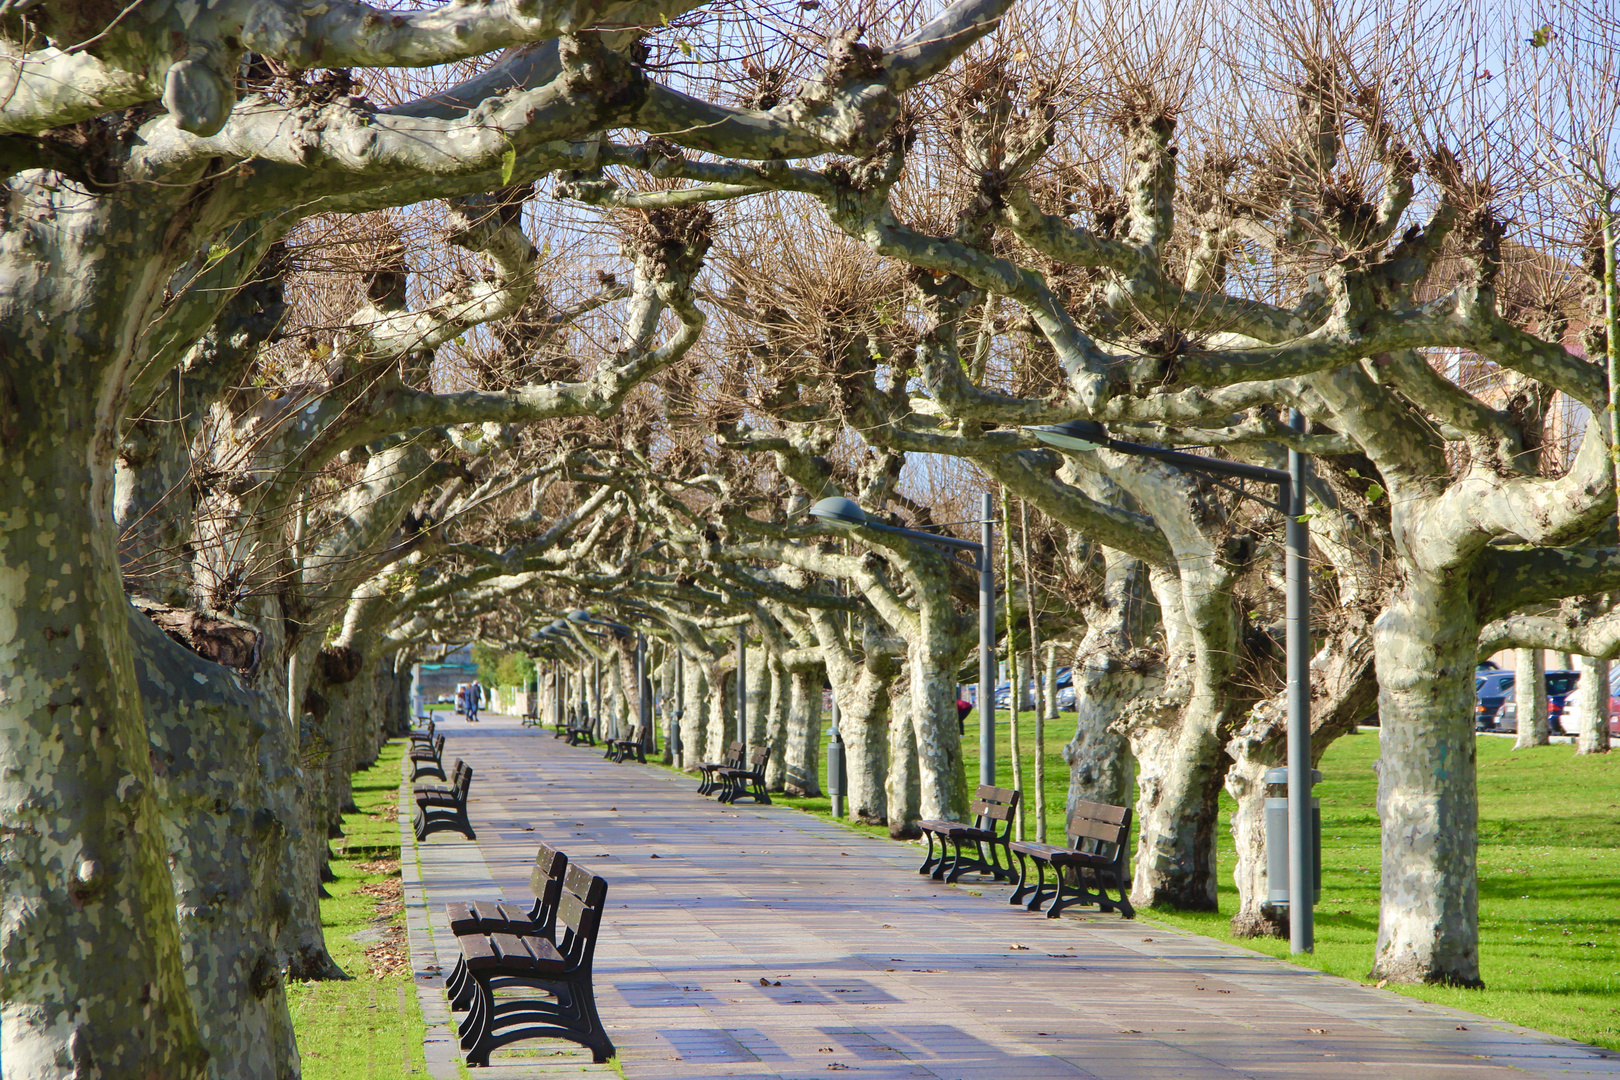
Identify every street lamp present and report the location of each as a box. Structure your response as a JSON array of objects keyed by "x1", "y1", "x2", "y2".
[
  {"x1": 809, "y1": 494, "x2": 999, "y2": 787},
  {"x1": 1023, "y1": 416, "x2": 1316, "y2": 953}
]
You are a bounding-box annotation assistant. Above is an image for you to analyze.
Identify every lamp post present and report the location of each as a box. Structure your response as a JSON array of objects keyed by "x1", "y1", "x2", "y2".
[
  {"x1": 809, "y1": 494, "x2": 997, "y2": 786},
  {"x1": 1024, "y1": 417, "x2": 1315, "y2": 953},
  {"x1": 736, "y1": 627, "x2": 747, "y2": 750}
]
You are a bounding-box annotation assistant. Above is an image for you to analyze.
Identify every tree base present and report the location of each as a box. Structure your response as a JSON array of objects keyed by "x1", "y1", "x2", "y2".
[
  {"x1": 286, "y1": 946, "x2": 351, "y2": 982},
  {"x1": 1230, "y1": 910, "x2": 1287, "y2": 938},
  {"x1": 1368, "y1": 961, "x2": 1485, "y2": 989}
]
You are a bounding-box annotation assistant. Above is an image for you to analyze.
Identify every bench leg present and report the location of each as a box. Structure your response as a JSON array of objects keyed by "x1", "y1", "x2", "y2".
[
  {"x1": 940, "y1": 837, "x2": 966, "y2": 882},
  {"x1": 918, "y1": 831, "x2": 941, "y2": 876},
  {"x1": 1103, "y1": 868, "x2": 1135, "y2": 918},
  {"x1": 990, "y1": 839, "x2": 1013, "y2": 883},
  {"x1": 448, "y1": 956, "x2": 474, "y2": 1011},
  {"x1": 1046, "y1": 865, "x2": 1096, "y2": 918},
  {"x1": 1009, "y1": 850, "x2": 1036, "y2": 906},
  {"x1": 1028, "y1": 858, "x2": 1054, "y2": 912}
]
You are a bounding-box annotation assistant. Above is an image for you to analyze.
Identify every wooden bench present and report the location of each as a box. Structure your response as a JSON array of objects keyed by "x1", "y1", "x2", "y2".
[
  {"x1": 410, "y1": 733, "x2": 447, "y2": 782},
  {"x1": 410, "y1": 717, "x2": 436, "y2": 745},
  {"x1": 696, "y1": 740, "x2": 743, "y2": 796},
  {"x1": 605, "y1": 724, "x2": 647, "y2": 764},
  {"x1": 917, "y1": 784, "x2": 1020, "y2": 884},
  {"x1": 454, "y1": 862, "x2": 614, "y2": 1065},
  {"x1": 520, "y1": 703, "x2": 541, "y2": 728},
  {"x1": 564, "y1": 713, "x2": 596, "y2": 747},
  {"x1": 446, "y1": 844, "x2": 568, "y2": 1011},
  {"x1": 1009, "y1": 800, "x2": 1134, "y2": 918},
  {"x1": 715, "y1": 745, "x2": 771, "y2": 804},
  {"x1": 414, "y1": 759, "x2": 476, "y2": 840}
]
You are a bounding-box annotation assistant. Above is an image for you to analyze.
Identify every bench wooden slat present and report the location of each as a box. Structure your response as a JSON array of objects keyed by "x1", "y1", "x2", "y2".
[{"x1": 1007, "y1": 800, "x2": 1134, "y2": 919}]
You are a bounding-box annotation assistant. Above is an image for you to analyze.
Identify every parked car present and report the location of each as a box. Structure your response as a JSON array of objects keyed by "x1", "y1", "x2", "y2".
[
  {"x1": 1491, "y1": 670, "x2": 1581, "y2": 734},
  {"x1": 993, "y1": 667, "x2": 1074, "y2": 710},
  {"x1": 1475, "y1": 670, "x2": 1515, "y2": 729}
]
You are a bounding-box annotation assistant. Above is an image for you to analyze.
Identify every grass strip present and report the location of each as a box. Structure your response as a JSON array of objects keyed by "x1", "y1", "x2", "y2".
[
  {"x1": 287, "y1": 738, "x2": 429, "y2": 1078},
  {"x1": 644, "y1": 712, "x2": 1619, "y2": 1050}
]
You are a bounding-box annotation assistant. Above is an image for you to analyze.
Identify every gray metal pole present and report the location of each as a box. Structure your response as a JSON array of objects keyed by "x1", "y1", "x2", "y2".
[
  {"x1": 1286, "y1": 408, "x2": 1314, "y2": 953},
  {"x1": 635, "y1": 633, "x2": 647, "y2": 741},
  {"x1": 979, "y1": 492, "x2": 996, "y2": 786},
  {"x1": 737, "y1": 628, "x2": 747, "y2": 750},
  {"x1": 830, "y1": 694, "x2": 845, "y2": 817},
  {"x1": 674, "y1": 649, "x2": 684, "y2": 766}
]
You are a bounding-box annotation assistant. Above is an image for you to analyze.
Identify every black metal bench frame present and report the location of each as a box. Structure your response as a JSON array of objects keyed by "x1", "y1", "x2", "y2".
[
  {"x1": 696, "y1": 740, "x2": 743, "y2": 796},
  {"x1": 446, "y1": 844, "x2": 568, "y2": 1011},
  {"x1": 564, "y1": 713, "x2": 596, "y2": 747},
  {"x1": 414, "y1": 758, "x2": 476, "y2": 840},
  {"x1": 410, "y1": 733, "x2": 447, "y2": 782},
  {"x1": 715, "y1": 745, "x2": 771, "y2": 804},
  {"x1": 1009, "y1": 800, "x2": 1134, "y2": 918},
  {"x1": 917, "y1": 784, "x2": 1020, "y2": 884},
  {"x1": 605, "y1": 724, "x2": 647, "y2": 764},
  {"x1": 455, "y1": 863, "x2": 614, "y2": 1065}
]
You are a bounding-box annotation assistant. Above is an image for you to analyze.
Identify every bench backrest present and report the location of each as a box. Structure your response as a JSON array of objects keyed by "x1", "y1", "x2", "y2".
[
  {"x1": 968, "y1": 784, "x2": 1020, "y2": 839},
  {"x1": 625, "y1": 725, "x2": 647, "y2": 744},
  {"x1": 451, "y1": 760, "x2": 473, "y2": 799},
  {"x1": 527, "y1": 843, "x2": 569, "y2": 931},
  {"x1": 1065, "y1": 800, "x2": 1130, "y2": 861},
  {"x1": 428, "y1": 733, "x2": 444, "y2": 755},
  {"x1": 556, "y1": 863, "x2": 610, "y2": 970},
  {"x1": 745, "y1": 745, "x2": 770, "y2": 772}
]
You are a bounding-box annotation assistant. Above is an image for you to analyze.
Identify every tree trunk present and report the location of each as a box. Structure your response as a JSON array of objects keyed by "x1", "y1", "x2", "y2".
[
  {"x1": 1513, "y1": 647, "x2": 1548, "y2": 747},
  {"x1": 764, "y1": 656, "x2": 790, "y2": 790},
  {"x1": 1370, "y1": 574, "x2": 1483, "y2": 986},
  {"x1": 680, "y1": 652, "x2": 709, "y2": 771},
  {"x1": 0, "y1": 291, "x2": 209, "y2": 1074},
  {"x1": 1575, "y1": 654, "x2": 1611, "y2": 755},
  {"x1": 745, "y1": 648, "x2": 770, "y2": 750},
  {"x1": 783, "y1": 668, "x2": 824, "y2": 796},
  {"x1": 706, "y1": 657, "x2": 731, "y2": 756},
  {"x1": 907, "y1": 613, "x2": 970, "y2": 824},
  {"x1": 1063, "y1": 551, "x2": 1149, "y2": 816},
  {"x1": 131, "y1": 613, "x2": 301, "y2": 1080},
  {"x1": 886, "y1": 683, "x2": 922, "y2": 838},
  {"x1": 1119, "y1": 567, "x2": 1236, "y2": 911}
]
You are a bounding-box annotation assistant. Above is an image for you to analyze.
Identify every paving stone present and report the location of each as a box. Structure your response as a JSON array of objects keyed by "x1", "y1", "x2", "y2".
[{"x1": 400, "y1": 714, "x2": 1620, "y2": 1079}]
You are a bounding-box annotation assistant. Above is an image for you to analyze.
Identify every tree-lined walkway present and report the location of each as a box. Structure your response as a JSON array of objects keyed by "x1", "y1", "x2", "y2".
[{"x1": 402, "y1": 716, "x2": 1620, "y2": 1079}]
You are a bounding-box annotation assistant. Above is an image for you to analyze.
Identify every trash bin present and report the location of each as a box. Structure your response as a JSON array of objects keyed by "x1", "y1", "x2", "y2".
[
  {"x1": 826, "y1": 733, "x2": 847, "y2": 816},
  {"x1": 1265, "y1": 767, "x2": 1322, "y2": 906}
]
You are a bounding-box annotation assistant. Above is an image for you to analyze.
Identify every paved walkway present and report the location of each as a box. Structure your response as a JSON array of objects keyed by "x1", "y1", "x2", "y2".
[{"x1": 401, "y1": 714, "x2": 1620, "y2": 1079}]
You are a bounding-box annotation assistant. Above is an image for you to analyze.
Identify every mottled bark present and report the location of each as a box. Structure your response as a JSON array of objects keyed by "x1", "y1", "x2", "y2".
[
  {"x1": 679, "y1": 651, "x2": 710, "y2": 771},
  {"x1": 783, "y1": 669, "x2": 824, "y2": 796},
  {"x1": 886, "y1": 683, "x2": 922, "y2": 838},
  {"x1": 745, "y1": 646, "x2": 770, "y2": 750},
  {"x1": 1120, "y1": 567, "x2": 1237, "y2": 911},
  {"x1": 0, "y1": 183, "x2": 212, "y2": 1078},
  {"x1": 1574, "y1": 654, "x2": 1612, "y2": 755},
  {"x1": 1370, "y1": 574, "x2": 1483, "y2": 986},
  {"x1": 1064, "y1": 549, "x2": 1151, "y2": 815},
  {"x1": 764, "y1": 655, "x2": 790, "y2": 790},
  {"x1": 1513, "y1": 647, "x2": 1549, "y2": 746},
  {"x1": 131, "y1": 612, "x2": 300, "y2": 1080},
  {"x1": 706, "y1": 655, "x2": 733, "y2": 756}
]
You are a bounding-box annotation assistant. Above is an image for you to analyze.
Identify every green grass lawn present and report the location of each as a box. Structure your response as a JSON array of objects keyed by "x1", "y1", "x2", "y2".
[
  {"x1": 287, "y1": 738, "x2": 430, "y2": 1078},
  {"x1": 713, "y1": 710, "x2": 1620, "y2": 1051}
]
